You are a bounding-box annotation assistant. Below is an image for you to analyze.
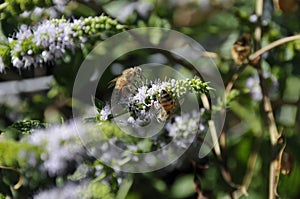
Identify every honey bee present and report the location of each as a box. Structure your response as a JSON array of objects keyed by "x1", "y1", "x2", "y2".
[
  {"x1": 277, "y1": 0, "x2": 298, "y2": 13},
  {"x1": 281, "y1": 151, "x2": 294, "y2": 175},
  {"x1": 157, "y1": 89, "x2": 175, "y2": 123},
  {"x1": 109, "y1": 66, "x2": 143, "y2": 97},
  {"x1": 231, "y1": 33, "x2": 252, "y2": 65}
]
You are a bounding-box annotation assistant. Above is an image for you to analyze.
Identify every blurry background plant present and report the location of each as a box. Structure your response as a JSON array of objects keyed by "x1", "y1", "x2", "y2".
[{"x1": 0, "y1": 0, "x2": 299, "y2": 199}]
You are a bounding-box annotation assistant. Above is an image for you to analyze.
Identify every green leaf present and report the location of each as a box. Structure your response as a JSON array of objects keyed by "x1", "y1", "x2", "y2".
[
  {"x1": 66, "y1": 1, "x2": 97, "y2": 17},
  {"x1": 284, "y1": 43, "x2": 295, "y2": 61},
  {"x1": 0, "y1": 193, "x2": 6, "y2": 199},
  {"x1": 229, "y1": 101, "x2": 262, "y2": 135},
  {"x1": 137, "y1": 139, "x2": 152, "y2": 152},
  {"x1": 170, "y1": 174, "x2": 195, "y2": 198},
  {"x1": 84, "y1": 181, "x2": 115, "y2": 199},
  {"x1": 3, "y1": 120, "x2": 45, "y2": 140}
]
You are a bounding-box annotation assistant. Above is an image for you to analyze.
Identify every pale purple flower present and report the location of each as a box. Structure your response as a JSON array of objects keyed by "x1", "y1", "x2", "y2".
[
  {"x1": 100, "y1": 105, "x2": 112, "y2": 121},
  {"x1": 23, "y1": 55, "x2": 35, "y2": 68},
  {"x1": 26, "y1": 121, "x2": 85, "y2": 176},
  {"x1": 12, "y1": 57, "x2": 23, "y2": 68},
  {"x1": 33, "y1": 21, "x2": 56, "y2": 47},
  {"x1": 33, "y1": 182, "x2": 83, "y2": 199},
  {"x1": 132, "y1": 86, "x2": 148, "y2": 105},
  {"x1": 127, "y1": 116, "x2": 135, "y2": 124},
  {"x1": 246, "y1": 73, "x2": 263, "y2": 101},
  {"x1": 9, "y1": 19, "x2": 76, "y2": 69},
  {"x1": 165, "y1": 110, "x2": 205, "y2": 148},
  {"x1": 246, "y1": 72, "x2": 278, "y2": 101}
]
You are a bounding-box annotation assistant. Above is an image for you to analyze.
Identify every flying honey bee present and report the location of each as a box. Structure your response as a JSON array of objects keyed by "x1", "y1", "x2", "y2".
[
  {"x1": 109, "y1": 66, "x2": 143, "y2": 97},
  {"x1": 157, "y1": 89, "x2": 175, "y2": 123},
  {"x1": 280, "y1": 151, "x2": 294, "y2": 175},
  {"x1": 276, "y1": 0, "x2": 299, "y2": 13},
  {"x1": 231, "y1": 33, "x2": 252, "y2": 65}
]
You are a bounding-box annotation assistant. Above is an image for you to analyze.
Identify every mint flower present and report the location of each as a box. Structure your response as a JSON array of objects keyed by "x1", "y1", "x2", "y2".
[
  {"x1": 5, "y1": 15, "x2": 125, "y2": 70},
  {"x1": 122, "y1": 77, "x2": 210, "y2": 124},
  {"x1": 165, "y1": 110, "x2": 205, "y2": 148},
  {"x1": 99, "y1": 104, "x2": 112, "y2": 121},
  {"x1": 33, "y1": 182, "x2": 83, "y2": 199},
  {"x1": 245, "y1": 72, "x2": 278, "y2": 101},
  {"x1": 26, "y1": 121, "x2": 83, "y2": 176}
]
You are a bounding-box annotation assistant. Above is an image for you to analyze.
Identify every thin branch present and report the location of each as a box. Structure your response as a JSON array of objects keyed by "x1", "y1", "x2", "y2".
[
  {"x1": 200, "y1": 51, "x2": 231, "y2": 61},
  {"x1": 201, "y1": 94, "x2": 238, "y2": 194},
  {"x1": 232, "y1": 138, "x2": 262, "y2": 198},
  {"x1": 196, "y1": 5, "x2": 300, "y2": 199},
  {"x1": 250, "y1": 35, "x2": 300, "y2": 61},
  {"x1": 201, "y1": 34, "x2": 300, "y2": 64},
  {"x1": 254, "y1": 0, "x2": 263, "y2": 48},
  {"x1": 242, "y1": 143, "x2": 260, "y2": 188},
  {"x1": 230, "y1": 1, "x2": 267, "y2": 198},
  {"x1": 225, "y1": 64, "x2": 247, "y2": 96},
  {"x1": 200, "y1": 95, "x2": 222, "y2": 157},
  {"x1": 272, "y1": 98, "x2": 300, "y2": 107},
  {"x1": 258, "y1": 66, "x2": 281, "y2": 199},
  {"x1": 225, "y1": 27, "x2": 299, "y2": 199},
  {"x1": 200, "y1": 51, "x2": 219, "y2": 59},
  {"x1": 0, "y1": 165, "x2": 23, "y2": 190},
  {"x1": 253, "y1": 0, "x2": 281, "y2": 198}
]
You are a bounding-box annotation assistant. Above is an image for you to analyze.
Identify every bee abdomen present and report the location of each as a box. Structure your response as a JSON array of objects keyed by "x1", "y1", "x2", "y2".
[{"x1": 160, "y1": 90, "x2": 174, "y2": 112}]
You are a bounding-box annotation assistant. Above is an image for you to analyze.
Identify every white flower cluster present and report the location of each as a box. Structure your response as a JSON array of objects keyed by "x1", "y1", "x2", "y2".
[
  {"x1": 99, "y1": 105, "x2": 112, "y2": 121},
  {"x1": 33, "y1": 182, "x2": 83, "y2": 199},
  {"x1": 99, "y1": 77, "x2": 208, "y2": 149},
  {"x1": 21, "y1": 119, "x2": 127, "y2": 183},
  {"x1": 9, "y1": 20, "x2": 76, "y2": 68},
  {"x1": 25, "y1": 121, "x2": 87, "y2": 176},
  {"x1": 33, "y1": 179, "x2": 115, "y2": 199},
  {"x1": 14, "y1": 120, "x2": 132, "y2": 198},
  {"x1": 6, "y1": 16, "x2": 124, "y2": 70},
  {"x1": 126, "y1": 81, "x2": 170, "y2": 123},
  {"x1": 130, "y1": 79, "x2": 174, "y2": 103},
  {"x1": 165, "y1": 110, "x2": 205, "y2": 148},
  {"x1": 122, "y1": 78, "x2": 208, "y2": 124}
]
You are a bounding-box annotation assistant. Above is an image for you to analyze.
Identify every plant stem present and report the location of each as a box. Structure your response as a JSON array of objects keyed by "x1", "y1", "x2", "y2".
[
  {"x1": 253, "y1": 1, "x2": 281, "y2": 198},
  {"x1": 225, "y1": 64, "x2": 247, "y2": 96},
  {"x1": 0, "y1": 165, "x2": 23, "y2": 190},
  {"x1": 250, "y1": 34, "x2": 300, "y2": 60},
  {"x1": 257, "y1": 66, "x2": 281, "y2": 199},
  {"x1": 231, "y1": 1, "x2": 271, "y2": 198},
  {"x1": 254, "y1": 0, "x2": 263, "y2": 48},
  {"x1": 200, "y1": 94, "x2": 238, "y2": 195}
]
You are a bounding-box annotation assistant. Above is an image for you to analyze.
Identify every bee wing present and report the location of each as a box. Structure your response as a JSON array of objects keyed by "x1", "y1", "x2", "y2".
[
  {"x1": 140, "y1": 73, "x2": 146, "y2": 81},
  {"x1": 178, "y1": 98, "x2": 184, "y2": 106},
  {"x1": 156, "y1": 108, "x2": 170, "y2": 123},
  {"x1": 234, "y1": 45, "x2": 250, "y2": 53},
  {"x1": 108, "y1": 77, "x2": 119, "y2": 88}
]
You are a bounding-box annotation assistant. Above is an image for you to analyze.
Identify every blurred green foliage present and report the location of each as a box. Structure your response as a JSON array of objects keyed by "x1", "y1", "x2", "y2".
[{"x1": 0, "y1": 0, "x2": 299, "y2": 198}]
